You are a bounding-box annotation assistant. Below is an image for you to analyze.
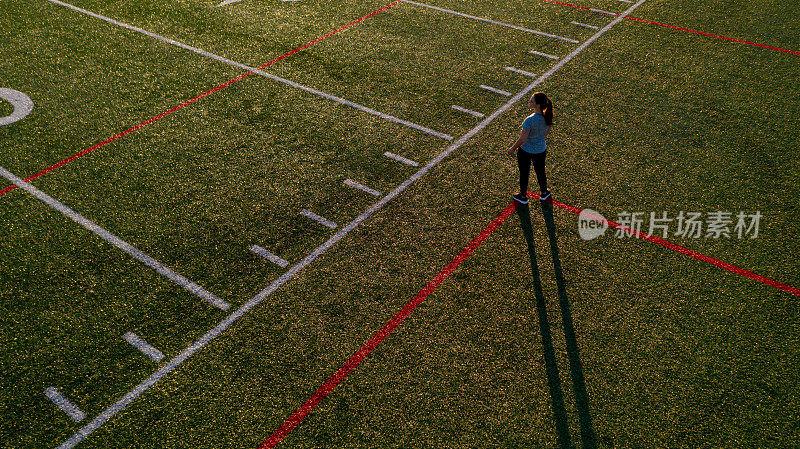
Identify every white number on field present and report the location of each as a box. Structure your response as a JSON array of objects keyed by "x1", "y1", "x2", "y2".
[{"x1": 0, "y1": 88, "x2": 34, "y2": 126}]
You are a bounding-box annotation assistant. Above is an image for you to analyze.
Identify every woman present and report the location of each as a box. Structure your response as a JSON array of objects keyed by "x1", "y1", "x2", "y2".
[{"x1": 506, "y1": 91, "x2": 553, "y2": 204}]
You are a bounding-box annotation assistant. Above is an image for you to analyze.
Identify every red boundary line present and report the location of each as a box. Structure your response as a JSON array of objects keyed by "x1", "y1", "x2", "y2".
[
  {"x1": 258, "y1": 202, "x2": 518, "y2": 449},
  {"x1": 259, "y1": 193, "x2": 798, "y2": 448},
  {"x1": 0, "y1": 0, "x2": 403, "y2": 197},
  {"x1": 539, "y1": 0, "x2": 800, "y2": 56},
  {"x1": 531, "y1": 192, "x2": 800, "y2": 298}
]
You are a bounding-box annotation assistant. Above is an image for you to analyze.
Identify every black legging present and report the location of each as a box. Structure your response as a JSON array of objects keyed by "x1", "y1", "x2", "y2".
[{"x1": 517, "y1": 149, "x2": 547, "y2": 195}]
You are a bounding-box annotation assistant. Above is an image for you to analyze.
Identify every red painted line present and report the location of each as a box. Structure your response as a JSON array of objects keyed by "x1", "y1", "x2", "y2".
[
  {"x1": 625, "y1": 16, "x2": 800, "y2": 56},
  {"x1": 259, "y1": 202, "x2": 518, "y2": 449},
  {"x1": 537, "y1": 0, "x2": 800, "y2": 56},
  {"x1": 0, "y1": 0, "x2": 403, "y2": 197},
  {"x1": 531, "y1": 192, "x2": 800, "y2": 298}
]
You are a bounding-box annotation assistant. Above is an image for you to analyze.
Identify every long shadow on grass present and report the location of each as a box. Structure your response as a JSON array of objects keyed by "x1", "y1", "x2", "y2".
[
  {"x1": 516, "y1": 203, "x2": 573, "y2": 449},
  {"x1": 540, "y1": 200, "x2": 597, "y2": 449}
]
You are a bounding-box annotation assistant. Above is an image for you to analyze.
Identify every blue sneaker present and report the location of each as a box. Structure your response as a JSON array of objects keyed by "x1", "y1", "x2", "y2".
[
  {"x1": 539, "y1": 190, "x2": 552, "y2": 202},
  {"x1": 513, "y1": 193, "x2": 529, "y2": 204}
]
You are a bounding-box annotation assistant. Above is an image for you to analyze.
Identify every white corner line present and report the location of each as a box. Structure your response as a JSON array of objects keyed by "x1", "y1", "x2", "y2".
[
  {"x1": 530, "y1": 50, "x2": 560, "y2": 60},
  {"x1": 505, "y1": 66, "x2": 537, "y2": 77},
  {"x1": 45, "y1": 0, "x2": 452, "y2": 142},
  {"x1": 479, "y1": 85, "x2": 512, "y2": 96},
  {"x1": 216, "y1": 0, "x2": 242, "y2": 6},
  {"x1": 344, "y1": 179, "x2": 382, "y2": 197},
  {"x1": 451, "y1": 105, "x2": 485, "y2": 118},
  {"x1": 249, "y1": 245, "x2": 290, "y2": 268},
  {"x1": 570, "y1": 21, "x2": 599, "y2": 30},
  {"x1": 300, "y1": 209, "x2": 337, "y2": 229},
  {"x1": 57, "y1": 1, "x2": 648, "y2": 447},
  {"x1": 123, "y1": 332, "x2": 165, "y2": 363},
  {"x1": 401, "y1": 0, "x2": 579, "y2": 43},
  {"x1": 383, "y1": 151, "x2": 419, "y2": 167},
  {"x1": 0, "y1": 166, "x2": 231, "y2": 311},
  {"x1": 45, "y1": 387, "x2": 86, "y2": 423}
]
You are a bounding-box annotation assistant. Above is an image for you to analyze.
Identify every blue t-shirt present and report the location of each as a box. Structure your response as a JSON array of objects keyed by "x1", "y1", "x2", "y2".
[{"x1": 521, "y1": 113, "x2": 549, "y2": 154}]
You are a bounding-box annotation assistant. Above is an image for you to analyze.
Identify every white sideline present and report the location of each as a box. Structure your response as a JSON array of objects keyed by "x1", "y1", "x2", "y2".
[
  {"x1": 45, "y1": 387, "x2": 86, "y2": 423},
  {"x1": 46, "y1": 0, "x2": 453, "y2": 141},
  {"x1": 57, "y1": 0, "x2": 647, "y2": 447},
  {"x1": 401, "y1": 0, "x2": 579, "y2": 43},
  {"x1": 344, "y1": 179, "x2": 382, "y2": 197},
  {"x1": 123, "y1": 332, "x2": 165, "y2": 362},
  {"x1": 249, "y1": 245, "x2": 290, "y2": 268},
  {"x1": 0, "y1": 167, "x2": 230, "y2": 311}
]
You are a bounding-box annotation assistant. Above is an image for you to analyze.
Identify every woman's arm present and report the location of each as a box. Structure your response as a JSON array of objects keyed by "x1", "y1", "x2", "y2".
[{"x1": 507, "y1": 128, "x2": 530, "y2": 156}]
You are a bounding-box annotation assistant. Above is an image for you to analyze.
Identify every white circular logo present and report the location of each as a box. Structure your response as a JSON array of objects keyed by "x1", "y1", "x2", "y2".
[{"x1": 578, "y1": 208, "x2": 608, "y2": 241}]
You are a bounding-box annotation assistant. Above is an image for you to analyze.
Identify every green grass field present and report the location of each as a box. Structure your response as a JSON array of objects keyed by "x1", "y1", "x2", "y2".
[{"x1": 1, "y1": 0, "x2": 799, "y2": 447}]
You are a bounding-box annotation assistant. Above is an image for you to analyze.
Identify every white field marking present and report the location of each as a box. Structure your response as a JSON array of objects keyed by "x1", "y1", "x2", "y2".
[
  {"x1": 57, "y1": 1, "x2": 647, "y2": 447},
  {"x1": 401, "y1": 0, "x2": 579, "y2": 43},
  {"x1": 383, "y1": 151, "x2": 419, "y2": 167},
  {"x1": 590, "y1": 7, "x2": 617, "y2": 15},
  {"x1": 0, "y1": 167, "x2": 231, "y2": 311},
  {"x1": 123, "y1": 332, "x2": 165, "y2": 363},
  {"x1": 618, "y1": 0, "x2": 633, "y2": 3},
  {"x1": 344, "y1": 179, "x2": 382, "y2": 197},
  {"x1": 46, "y1": 0, "x2": 453, "y2": 141},
  {"x1": 300, "y1": 209, "x2": 337, "y2": 229},
  {"x1": 479, "y1": 85, "x2": 512, "y2": 96},
  {"x1": 451, "y1": 105, "x2": 485, "y2": 118},
  {"x1": 530, "y1": 50, "x2": 560, "y2": 60},
  {"x1": 216, "y1": 0, "x2": 242, "y2": 6},
  {"x1": 249, "y1": 245, "x2": 290, "y2": 268},
  {"x1": 0, "y1": 88, "x2": 34, "y2": 126},
  {"x1": 571, "y1": 21, "x2": 599, "y2": 30},
  {"x1": 505, "y1": 66, "x2": 537, "y2": 77},
  {"x1": 45, "y1": 387, "x2": 86, "y2": 422}
]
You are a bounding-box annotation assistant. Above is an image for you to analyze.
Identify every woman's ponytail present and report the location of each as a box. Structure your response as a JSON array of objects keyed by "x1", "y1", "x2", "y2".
[
  {"x1": 533, "y1": 92, "x2": 554, "y2": 126},
  {"x1": 543, "y1": 99, "x2": 553, "y2": 126}
]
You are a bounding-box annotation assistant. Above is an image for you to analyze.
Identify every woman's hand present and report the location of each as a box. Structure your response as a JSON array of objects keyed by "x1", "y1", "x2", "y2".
[{"x1": 506, "y1": 147, "x2": 516, "y2": 157}]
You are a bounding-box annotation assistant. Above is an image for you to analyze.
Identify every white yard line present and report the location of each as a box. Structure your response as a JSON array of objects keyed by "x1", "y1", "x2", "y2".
[
  {"x1": 479, "y1": 85, "x2": 512, "y2": 96},
  {"x1": 45, "y1": 387, "x2": 86, "y2": 422},
  {"x1": 57, "y1": 1, "x2": 647, "y2": 447},
  {"x1": 383, "y1": 151, "x2": 420, "y2": 167},
  {"x1": 123, "y1": 332, "x2": 165, "y2": 362},
  {"x1": 300, "y1": 209, "x2": 337, "y2": 229},
  {"x1": 344, "y1": 179, "x2": 382, "y2": 197},
  {"x1": 530, "y1": 50, "x2": 561, "y2": 60},
  {"x1": 401, "y1": 0, "x2": 579, "y2": 43},
  {"x1": 450, "y1": 105, "x2": 485, "y2": 118},
  {"x1": 249, "y1": 245, "x2": 290, "y2": 268},
  {"x1": 0, "y1": 166, "x2": 230, "y2": 311},
  {"x1": 505, "y1": 66, "x2": 537, "y2": 77},
  {"x1": 570, "y1": 21, "x2": 599, "y2": 30},
  {"x1": 46, "y1": 0, "x2": 453, "y2": 141}
]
